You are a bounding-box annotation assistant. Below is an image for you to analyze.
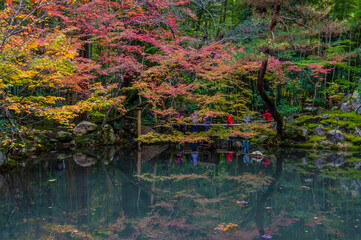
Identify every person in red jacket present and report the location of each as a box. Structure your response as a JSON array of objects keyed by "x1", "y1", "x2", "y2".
[
  {"x1": 261, "y1": 110, "x2": 272, "y2": 122},
  {"x1": 227, "y1": 113, "x2": 234, "y2": 149},
  {"x1": 227, "y1": 115, "x2": 234, "y2": 124}
]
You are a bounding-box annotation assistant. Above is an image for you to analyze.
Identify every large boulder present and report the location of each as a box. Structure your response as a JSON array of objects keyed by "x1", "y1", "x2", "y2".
[
  {"x1": 337, "y1": 142, "x2": 353, "y2": 149},
  {"x1": 97, "y1": 124, "x2": 116, "y2": 144},
  {"x1": 141, "y1": 126, "x2": 155, "y2": 135},
  {"x1": 250, "y1": 151, "x2": 264, "y2": 162},
  {"x1": 355, "y1": 126, "x2": 361, "y2": 136},
  {"x1": 306, "y1": 117, "x2": 322, "y2": 124},
  {"x1": 314, "y1": 124, "x2": 325, "y2": 136},
  {"x1": 318, "y1": 139, "x2": 333, "y2": 147},
  {"x1": 99, "y1": 147, "x2": 116, "y2": 165},
  {"x1": 326, "y1": 153, "x2": 346, "y2": 167},
  {"x1": 341, "y1": 101, "x2": 351, "y2": 113},
  {"x1": 286, "y1": 116, "x2": 294, "y2": 123},
  {"x1": 321, "y1": 114, "x2": 330, "y2": 119},
  {"x1": 315, "y1": 158, "x2": 325, "y2": 169},
  {"x1": 300, "y1": 127, "x2": 309, "y2": 140},
  {"x1": 352, "y1": 90, "x2": 360, "y2": 101},
  {"x1": 326, "y1": 130, "x2": 346, "y2": 143},
  {"x1": 285, "y1": 127, "x2": 308, "y2": 141},
  {"x1": 355, "y1": 104, "x2": 361, "y2": 114},
  {"x1": 304, "y1": 106, "x2": 318, "y2": 115},
  {"x1": 73, "y1": 121, "x2": 97, "y2": 136},
  {"x1": 55, "y1": 131, "x2": 73, "y2": 142},
  {"x1": 73, "y1": 153, "x2": 97, "y2": 167}
]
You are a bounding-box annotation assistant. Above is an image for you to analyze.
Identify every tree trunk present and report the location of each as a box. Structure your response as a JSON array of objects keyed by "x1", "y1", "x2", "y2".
[
  {"x1": 256, "y1": 1, "x2": 284, "y2": 140},
  {"x1": 222, "y1": 0, "x2": 227, "y2": 23},
  {"x1": 257, "y1": 56, "x2": 284, "y2": 139}
]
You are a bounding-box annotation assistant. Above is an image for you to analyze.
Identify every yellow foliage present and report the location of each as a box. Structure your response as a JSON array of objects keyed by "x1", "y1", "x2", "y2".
[{"x1": 214, "y1": 223, "x2": 239, "y2": 232}]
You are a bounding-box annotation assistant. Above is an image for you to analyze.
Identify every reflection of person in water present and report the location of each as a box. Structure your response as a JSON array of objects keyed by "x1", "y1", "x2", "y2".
[
  {"x1": 243, "y1": 154, "x2": 251, "y2": 166},
  {"x1": 226, "y1": 152, "x2": 233, "y2": 162},
  {"x1": 191, "y1": 142, "x2": 198, "y2": 165},
  {"x1": 264, "y1": 158, "x2": 271, "y2": 166},
  {"x1": 191, "y1": 152, "x2": 198, "y2": 165},
  {"x1": 191, "y1": 113, "x2": 199, "y2": 133},
  {"x1": 176, "y1": 152, "x2": 183, "y2": 163},
  {"x1": 55, "y1": 160, "x2": 66, "y2": 175},
  {"x1": 243, "y1": 114, "x2": 251, "y2": 153}
]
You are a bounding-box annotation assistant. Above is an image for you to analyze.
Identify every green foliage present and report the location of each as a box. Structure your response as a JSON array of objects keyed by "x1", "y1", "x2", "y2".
[
  {"x1": 277, "y1": 99, "x2": 301, "y2": 117},
  {"x1": 0, "y1": 114, "x2": 11, "y2": 132}
]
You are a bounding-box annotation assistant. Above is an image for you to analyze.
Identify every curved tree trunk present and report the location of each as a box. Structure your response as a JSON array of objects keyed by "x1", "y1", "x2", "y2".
[
  {"x1": 257, "y1": 55, "x2": 284, "y2": 140},
  {"x1": 256, "y1": 1, "x2": 284, "y2": 140}
]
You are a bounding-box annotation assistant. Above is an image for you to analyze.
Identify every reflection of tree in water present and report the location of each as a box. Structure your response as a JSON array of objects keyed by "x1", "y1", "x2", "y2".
[
  {"x1": 132, "y1": 151, "x2": 275, "y2": 240},
  {"x1": 256, "y1": 151, "x2": 284, "y2": 238},
  {"x1": 1, "y1": 148, "x2": 361, "y2": 239}
]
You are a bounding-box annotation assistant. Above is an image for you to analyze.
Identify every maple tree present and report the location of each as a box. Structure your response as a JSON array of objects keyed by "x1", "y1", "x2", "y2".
[
  {"x1": 232, "y1": 0, "x2": 347, "y2": 140},
  {"x1": 0, "y1": 0, "x2": 360, "y2": 151}
]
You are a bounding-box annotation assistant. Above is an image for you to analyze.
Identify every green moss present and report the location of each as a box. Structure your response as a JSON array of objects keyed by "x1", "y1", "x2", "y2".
[
  {"x1": 293, "y1": 142, "x2": 314, "y2": 148},
  {"x1": 330, "y1": 145, "x2": 338, "y2": 150},
  {"x1": 339, "y1": 111, "x2": 361, "y2": 121},
  {"x1": 335, "y1": 120, "x2": 349, "y2": 128},
  {"x1": 297, "y1": 115, "x2": 313, "y2": 123},
  {"x1": 349, "y1": 136, "x2": 361, "y2": 144},
  {"x1": 308, "y1": 135, "x2": 324, "y2": 143},
  {"x1": 74, "y1": 135, "x2": 93, "y2": 146},
  {"x1": 320, "y1": 119, "x2": 332, "y2": 125},
  {"x1": 347, "y1": 157, "x2": 361, "y2": 162},
  {"x1": 349, "y1": 145, "x2": 361, "y2": 150},
  {"x1": 318, "y1": 118, "x2": 359, "y2": 131},
  {"x1": 307, "y1": 123, "x2": 318, "y2": 129}
]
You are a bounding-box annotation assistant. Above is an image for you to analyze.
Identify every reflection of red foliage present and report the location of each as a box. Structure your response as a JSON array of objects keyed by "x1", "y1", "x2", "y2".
[
  {"x1": 305, "y1": 215, "x2": 329, "y2": 227},
  {"x1": 265, "y1": 211, "x2": 300, "y2": 237},
  {"x1": 327, "y1": 227, "x2": 344, "y2": 237}
]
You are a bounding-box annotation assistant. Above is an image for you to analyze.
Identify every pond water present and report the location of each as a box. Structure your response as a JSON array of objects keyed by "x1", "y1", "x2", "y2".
[{"x1": 1, "y1": 145, "x2": 361, "y2": 240}]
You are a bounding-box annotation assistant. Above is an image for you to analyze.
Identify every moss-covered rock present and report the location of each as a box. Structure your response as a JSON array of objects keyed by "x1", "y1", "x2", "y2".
[
  {"x1": 74, "y1": 135, "x2": 94, "y2": 147},
  {"x1": 314, "y1": 124, "x2": 325, "y2": 136},
  {"x1": 326, "y1": 130, "x2": 346, "y2": 143},
  {"x1": 97, "y1": 124, "x2": 116, "y2": 145},
  {"x1": 73, "y1": 121, "x2": 97, "y2": 136},
  {"x1": 55, "y1": 131, "x2": 73, "y2": 142},
  {"x1": 337, "y1": 142, "x2": 354, "y2": 149},
  {"x1": 285, "y1": 126, "x2": 308, "y2": 142}
]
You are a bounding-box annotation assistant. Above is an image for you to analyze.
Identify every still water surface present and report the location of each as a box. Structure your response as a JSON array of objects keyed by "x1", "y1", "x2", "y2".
[{"x1": 1, "y1": 145, "x2": 361, "y2": 239}]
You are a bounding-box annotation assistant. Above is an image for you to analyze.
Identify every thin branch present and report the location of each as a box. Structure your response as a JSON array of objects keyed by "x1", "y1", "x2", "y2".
[{"x1": 279, "y1": 16, "x2": 312, "y2": 30}]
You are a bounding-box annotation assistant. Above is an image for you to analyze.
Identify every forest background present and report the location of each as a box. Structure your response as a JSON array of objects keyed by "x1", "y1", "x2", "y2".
[{"x1": 0, "y1": 0, "x2": 360, "y2": 155}]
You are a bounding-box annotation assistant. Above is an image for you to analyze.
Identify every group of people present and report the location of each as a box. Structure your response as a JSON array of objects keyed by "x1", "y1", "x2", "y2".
[
  {"x1": 181, "y1": 110, "x2": 272, "y2": 133},
  {"x1": 175, "y1": 110, "x2": 273, "y2": 165}
]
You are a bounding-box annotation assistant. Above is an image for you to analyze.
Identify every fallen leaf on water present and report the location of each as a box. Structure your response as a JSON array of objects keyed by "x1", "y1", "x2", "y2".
[
  {"x1": 266, "y1": 207, "x2": 272, "y2": 210},
  {"x1": 236, "y1": 201, "x2": 248, "y2": 204},
  {"x1": 48, "y1": 179, "x2": 56, "y2": 182},
  {"x1": 214, "y1": 223, "x2": 239, "y2": 232}
]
